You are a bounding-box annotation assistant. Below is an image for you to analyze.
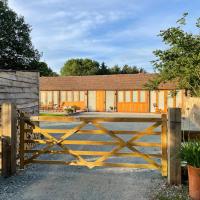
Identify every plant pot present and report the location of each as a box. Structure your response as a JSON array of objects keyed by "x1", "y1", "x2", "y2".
[{"x1": 188, "y1": 165, "x2": 200, "y2": 200}]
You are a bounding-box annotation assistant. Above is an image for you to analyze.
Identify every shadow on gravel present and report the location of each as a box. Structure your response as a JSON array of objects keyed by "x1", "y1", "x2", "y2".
[{"x1": 0, "y1": 164, "x2": 162, "y2": 200}]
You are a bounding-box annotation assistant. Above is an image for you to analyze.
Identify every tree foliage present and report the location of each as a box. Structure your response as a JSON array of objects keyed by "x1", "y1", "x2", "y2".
[
  {"x1": 32, "y1": 61, "x2": 58, "y2": 77},
  {"x1": 146, "y1": 13, "x2": 200, "y2": 96},
  {"x1": 60, "y1": 58, "x2": 145, "y2": 76},
  {"x1": 60, "y1": 58, "x2": 100, "y2": 76},
  {"x1": 97, "y1": 62, "x2": 110, "y2": 75},
  {"x1": 0, "y1": 2, "x2": 40, "y2": 70},
  {"x1": 109, "y1": 65, "x2": 121, "y2": 74},
  {"x1": 121, "y1": 65, "x2": 145, "y2": 74},
  {"x1": 0, "y1": 2, "x2": 57, "y2": 76}
]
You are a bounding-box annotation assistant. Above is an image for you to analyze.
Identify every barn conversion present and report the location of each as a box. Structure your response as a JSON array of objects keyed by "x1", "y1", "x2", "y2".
[{"x1": 39, "y1": 74, "x2": 183, "y2": 113}]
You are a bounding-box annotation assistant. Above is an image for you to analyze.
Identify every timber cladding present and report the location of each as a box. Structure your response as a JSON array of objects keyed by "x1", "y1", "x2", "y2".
[
  {"x1": 0, "y1": 71, "x2": 39, "y2": 170},
  {"x1": 0, "y1": 71, "x2": 39, "y2": 114}
]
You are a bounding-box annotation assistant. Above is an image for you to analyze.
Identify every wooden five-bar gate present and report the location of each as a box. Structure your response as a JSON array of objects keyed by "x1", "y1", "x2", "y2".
[{"x1": 19, "y1": 114, "x2": 168, "y2": 176}]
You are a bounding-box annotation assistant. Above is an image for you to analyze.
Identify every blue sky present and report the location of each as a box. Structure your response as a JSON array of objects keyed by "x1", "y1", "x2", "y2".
[{"x1": 9, "y1": 0, "x2": 200, "y2": 73}]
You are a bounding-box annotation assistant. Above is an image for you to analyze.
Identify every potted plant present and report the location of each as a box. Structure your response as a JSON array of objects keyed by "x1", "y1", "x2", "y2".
[
  {"x1": 64, "y1": 107, "x2": 74, "y2": 115},
  {"x1": 71, "y1": 105, "x2": 80, "y2": 113},
  {"x1": 109, "y1": 106, "x2": 114, "y2": 112},
  {"x1": 181, "y1": 140, "x2": 200, "y2": 200}
]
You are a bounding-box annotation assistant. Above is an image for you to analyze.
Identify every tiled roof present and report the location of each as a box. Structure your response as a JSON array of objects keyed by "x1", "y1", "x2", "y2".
[{"x1": 39, "y1": 74, "x2": 177, "y2": 91}]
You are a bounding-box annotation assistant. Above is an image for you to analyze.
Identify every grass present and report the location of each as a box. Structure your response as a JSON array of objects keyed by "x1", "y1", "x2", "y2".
[
  {"x1": 40, "y1": 113, "x2": 66, "y2": 117},
  {"x1": 150, "y1": 180, "x2": 190, "y2": 200}
]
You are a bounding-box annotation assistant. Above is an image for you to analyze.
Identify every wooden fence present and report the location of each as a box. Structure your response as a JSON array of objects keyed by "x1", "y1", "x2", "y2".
[
  {"x1": 1, "y1": 103, "x2": 183, "y2": 185},
  {"x1": 0, "y1": 71, "x2": 40, "y2": 171},
  {"x1": 0, "y1": 71, "x2": 39, "y2": 114}
]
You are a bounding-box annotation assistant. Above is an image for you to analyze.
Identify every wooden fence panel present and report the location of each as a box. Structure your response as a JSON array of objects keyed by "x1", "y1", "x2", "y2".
[{"x1": 0, "y1": 71, "x2": 39, "y2": 114}]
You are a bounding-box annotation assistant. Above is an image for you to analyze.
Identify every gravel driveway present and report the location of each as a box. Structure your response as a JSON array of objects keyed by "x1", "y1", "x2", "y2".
[{"x1": 0, "y1": 114, "x2": 163, "y2": 200}]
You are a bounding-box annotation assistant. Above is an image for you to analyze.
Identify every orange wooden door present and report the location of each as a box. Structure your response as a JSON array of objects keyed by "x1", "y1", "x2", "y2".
[
  {"x1": 118, "y1": 91, "x2": 149, "y2": 113},
  {"x1": 96, "y1": 91, "x2": 105, "y2": 112}
]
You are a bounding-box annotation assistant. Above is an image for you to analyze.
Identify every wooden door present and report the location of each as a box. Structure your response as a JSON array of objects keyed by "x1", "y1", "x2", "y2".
[
  {"x1": 96, "y1": 91, "x2": 105, "y2": 112},
  {"x1": 118, "y1": 91, "x2": 149, "y2": 113},
  {"x1": 106, "y1": 91, "x2": 115, "y2": 111}
]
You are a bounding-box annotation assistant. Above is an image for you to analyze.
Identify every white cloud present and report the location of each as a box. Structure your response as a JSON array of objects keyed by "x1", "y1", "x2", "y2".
[{"x1": 8, "y1": 0, "x2": 198, "y2": 73}]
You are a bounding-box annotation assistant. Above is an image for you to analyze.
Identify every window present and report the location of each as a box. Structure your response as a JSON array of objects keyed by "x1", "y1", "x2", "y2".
[
  {"x1": 73, "y1": 91, "x2": 79, "y2": 102},
  {"x1": 132, "y1": 91, "x2": 138, "y2": 102},
  {"x1": 176, "y1": 90, "x2": 182, "y2": 108},
  {"x1": 47, "y1": 91, "x2": 52, "y2": 104},
  {"x1": 40, "y1": 91, "x2": 46, "y2": 105},
  {"x1": 80, "y1": 91, "x2": 85, "y2": 101},
  {"x1": 60, "y1": 91, "x2": 66, "y2": 103},
  {"x1": 118, "y1": 91, "x2": 124, "y2": 102},
  {"x1": 53, "y1": 91, "x2": 59, "y2": 105},
  {"x1": 125, "y1": 91, "x2": 131, "y2": 102},
  {"x1": 140, "y1": 91, "x2": 146, "y2": 102},
  {"x1": 167, "y1": 91, "x2": 174, "y2": 107},
  {"x1": 158, "y1": 91, "x2": 164, "y2": 110},
  {"x1": 67, "y1": 91, "x2": 72, "y2": 102}
]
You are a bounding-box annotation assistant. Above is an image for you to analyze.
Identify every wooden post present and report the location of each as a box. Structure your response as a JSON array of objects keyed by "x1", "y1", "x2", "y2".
[
  {"x1": 1, "y1": 103, "x2": 17, "y2": 177},
  {"x1": 161, "y1": 113, "x2": 167, "y2": 176},
  {"x1": 2, "y1": 137, "x2": 11, "y2": 177},
  {"x1": 167, "y1": 108, "x2": 182, "y2": 185}
]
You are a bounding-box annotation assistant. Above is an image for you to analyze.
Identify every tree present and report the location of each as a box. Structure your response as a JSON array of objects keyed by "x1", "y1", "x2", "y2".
[
  {"x1": 0, "y1": 2, "x2": 40, "y2": 70},
  {"x1": 109, "y1": 65, "x2": 121, "y2": 74},
  {"x1": 109, "y1": 65, "x2": 145, "y2": 74},
  {"x1": 1, "y1": 0, "x2": 7, "y2": 5},
  {"x1": 0, "y1": 2, "x2": 57, "y2": 76},
  {"x1": 60, "y1": 58, "x2": 100, "y2": 76},
  {"x1": 121, "y1": 65, "x2": 146, "y2": 74},
  {"x1": 31, "y1": 61, "x2": 58, "y2": 77},
  {"x1": 98, "y1": 62, "x2": 110, "y2": 75},
  {"x1": 146, "y1": 13, "x2": 200, "y2": 96},
  {"x1": 60, "y1": 58, "x2": 145, "y2": 76}
]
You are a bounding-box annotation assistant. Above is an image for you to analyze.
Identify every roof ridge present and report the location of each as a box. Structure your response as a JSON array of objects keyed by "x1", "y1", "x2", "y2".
[{"x1": 40, "y1": 73, "x2": 156, "y2": 79}]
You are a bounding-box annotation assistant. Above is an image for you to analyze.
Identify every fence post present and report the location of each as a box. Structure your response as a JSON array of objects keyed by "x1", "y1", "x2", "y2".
[
  {"x1": 19, "y1": 113, "x2": 25, "y2": 169},
  {"x1": 1, "y1": 103, "x2": 17, "y2": 177},
  {"x1": 167, "y1": 108, "x2": 182, "y2": 185},
  {"x1": 161, "y1": 113, "x2": 167, "y2": 176}
]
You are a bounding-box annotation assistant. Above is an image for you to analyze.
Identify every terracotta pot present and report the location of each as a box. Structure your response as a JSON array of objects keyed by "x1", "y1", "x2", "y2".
[{"x1": 188, "y1": 165, "x2": 200, "y2": 200}]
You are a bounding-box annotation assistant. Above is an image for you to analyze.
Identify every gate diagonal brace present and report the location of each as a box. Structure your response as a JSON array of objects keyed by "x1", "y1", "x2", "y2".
[
  {"x1": 26, "y1": 122, "x2": 93, "y2": 168},
  {"x1": 90, "y1": 121, "x2": 161, "y2": 169}
]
